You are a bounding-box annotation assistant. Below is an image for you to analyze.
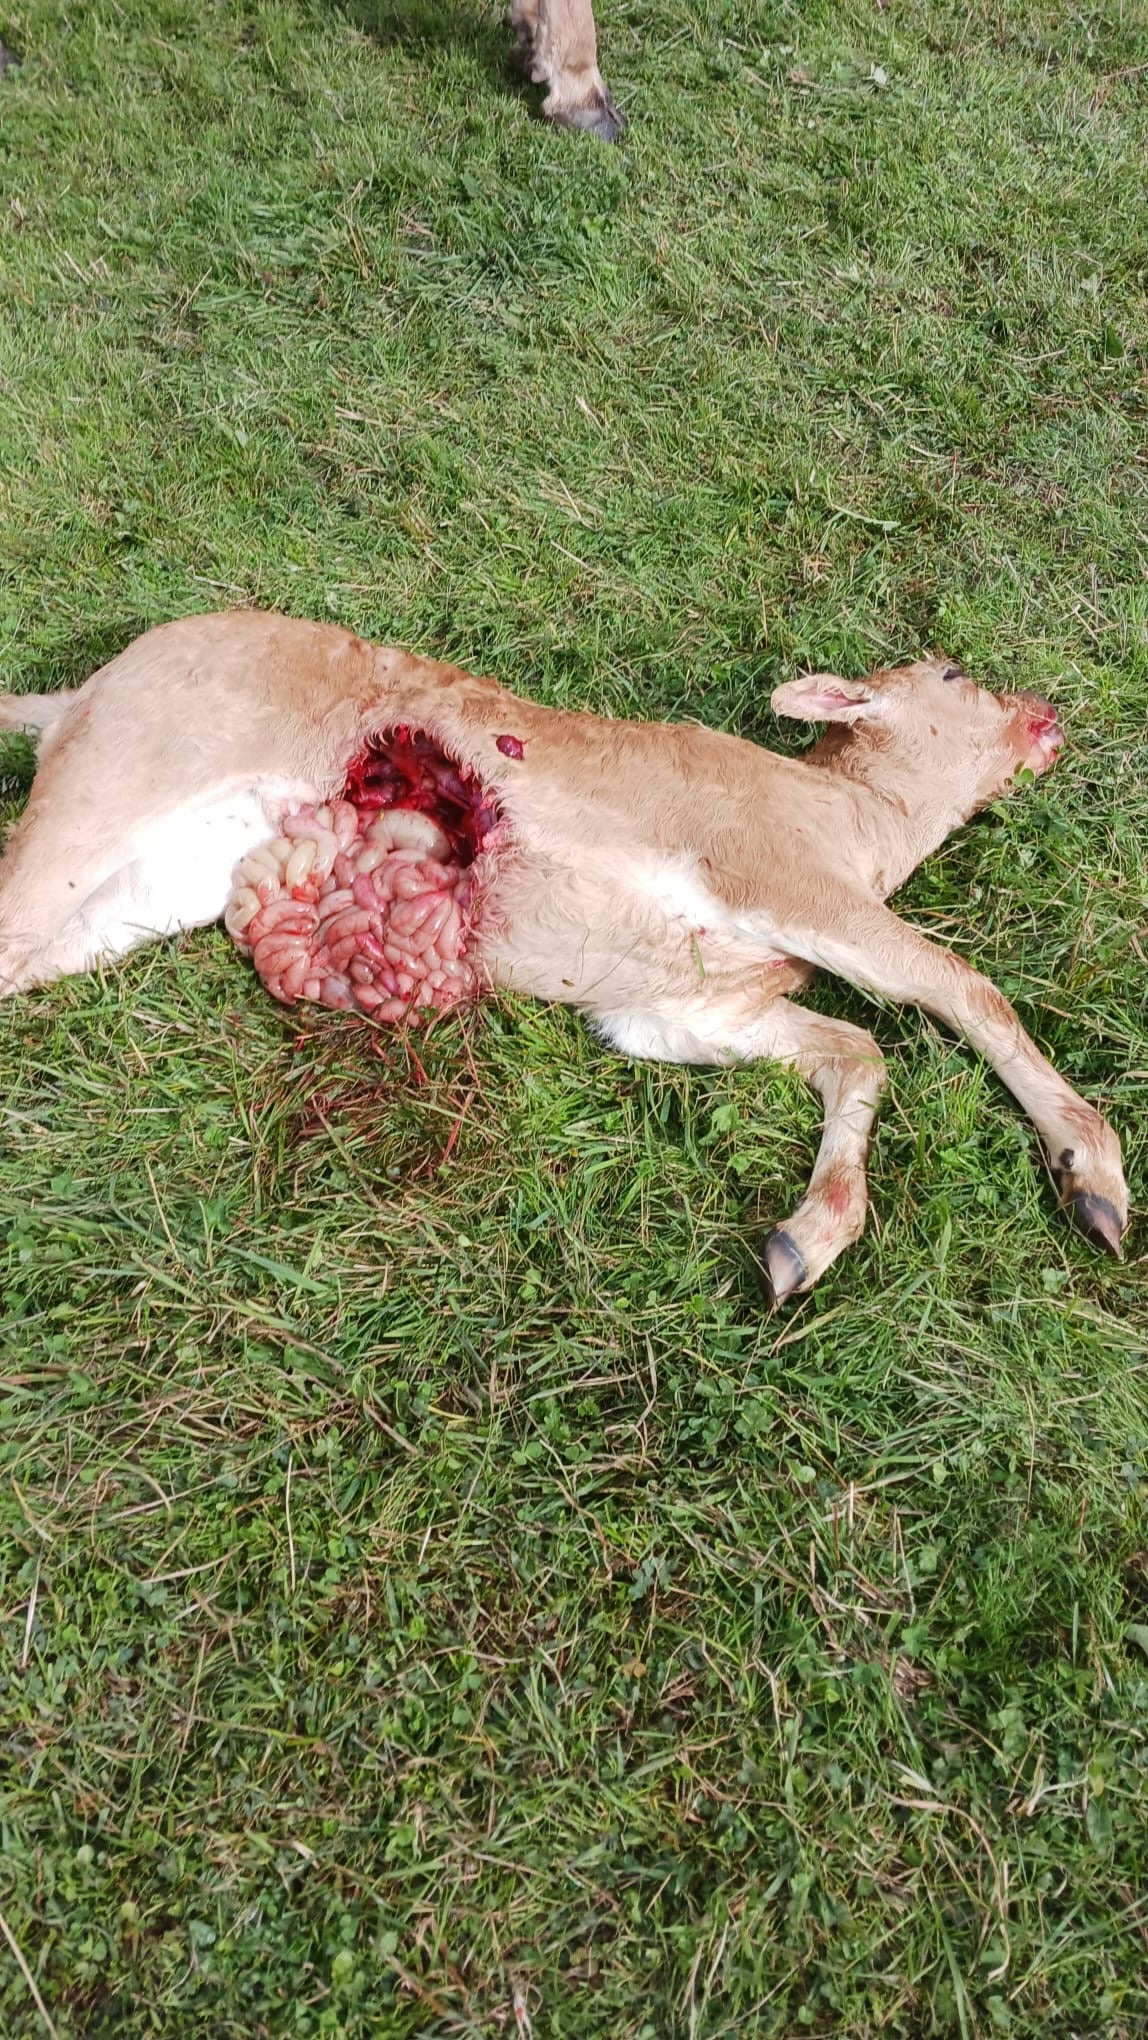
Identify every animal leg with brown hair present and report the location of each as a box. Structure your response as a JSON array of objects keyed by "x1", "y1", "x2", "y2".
[
  {"x1": 597, "y1": 999, "x2": 888, "y2": 1305},
  {"x1": 507, "y1": 0, "x2": 622, "y2": 139},
  {"x1": 755, "y1": 1007, "x2": 889, "y2": 1306},
  {"x1": 791, "y1": 901, "x2": 1129, "y2": 1253}
]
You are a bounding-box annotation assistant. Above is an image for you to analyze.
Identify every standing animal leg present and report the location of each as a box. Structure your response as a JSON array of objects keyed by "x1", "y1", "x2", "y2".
[
  {"x1": 507, "y1": 0, "x2": 622, "y2": 140},
  {"x1": 507, "y1": 0, "x2": 540, "y2": 76},
  {"x1": 596, "y1": 998, "x2": 888, "y2": 1304},
  {"x1": 795, "y1": 903, "x2": 1129, "y2": 1252}
]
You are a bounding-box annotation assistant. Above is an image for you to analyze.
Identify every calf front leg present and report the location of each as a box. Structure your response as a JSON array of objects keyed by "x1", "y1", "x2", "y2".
[
  {"x1": 795, "y1": 901, "x2": 1128, "y2": 1253},
  {"x1": 507, "y1": 0, "x2": 623, "y2": 140},
  {"x1": 597, "y1": 998, "x2": 887, "y2": 1304}
]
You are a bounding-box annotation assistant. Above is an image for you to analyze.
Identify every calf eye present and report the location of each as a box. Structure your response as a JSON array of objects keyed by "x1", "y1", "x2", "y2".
[{"x1": 942, "y1": 665, "x2": 967, "y2": 684}]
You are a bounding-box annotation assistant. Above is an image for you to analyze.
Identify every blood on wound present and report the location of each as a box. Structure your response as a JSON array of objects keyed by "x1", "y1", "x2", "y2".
[
  {"x1": 341, "y1": 727, "x2": 489, "y2": 865},
  {"x1": 225, "y1": 730, "x2": 500, "y2": 1024}
]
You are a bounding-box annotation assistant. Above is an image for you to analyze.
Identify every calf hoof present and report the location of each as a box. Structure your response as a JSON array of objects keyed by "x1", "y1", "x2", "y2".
[
  {"x1": 1067, "y1": 1190, "x2": 1126, "y2": 1258},
  {"x1": 1048, "y1": 1120, "x2": 1128, "y2": 1258},
  {"x1": 758, "y1": 1227, "x2": 808, "y2": 1309}
]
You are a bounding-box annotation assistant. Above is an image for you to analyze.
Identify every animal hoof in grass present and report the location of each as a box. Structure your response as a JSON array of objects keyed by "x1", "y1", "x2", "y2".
[
  {"x1": 1067, "y1": 1191, "x2": 1125, "y2": 1258},
  {"x1": 758, "y1": 1227, "x2": 807, "y2": 1308},
  {"x1": 559, "y1": 88, "x2": 625, "y2": 142}
]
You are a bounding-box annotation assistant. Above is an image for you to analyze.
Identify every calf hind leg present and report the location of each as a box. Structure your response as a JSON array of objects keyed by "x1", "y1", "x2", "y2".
[
  {"x1": 0, "y1": 688, "x2": 75, "y2": 751},
  {"x1": 596, "y1": 998, "x2": 887, "y2": 1305},
  {"x1": 0, "y1": 782, "x2": 285, "y2": 996},
  {"x1": 756, "y1": 1010, "x2": 887, "y2": 1306}
]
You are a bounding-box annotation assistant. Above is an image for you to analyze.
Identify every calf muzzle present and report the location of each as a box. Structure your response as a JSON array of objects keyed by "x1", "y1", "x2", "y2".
[{"x1": 1010, "y1": 692, "x2": 1064, "y2": 772}]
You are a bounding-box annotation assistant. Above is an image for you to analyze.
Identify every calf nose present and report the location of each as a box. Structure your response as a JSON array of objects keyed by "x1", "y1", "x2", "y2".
[
  {"x1": 1012, "y1": 692, "x2": 1064, "y2": 764},
  {"x1": 1018, "y1": 692, "x2": 1059, "y2": 725}
]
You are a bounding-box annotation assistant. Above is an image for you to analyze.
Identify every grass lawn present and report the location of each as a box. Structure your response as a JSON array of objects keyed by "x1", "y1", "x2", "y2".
[{"x1": 1, "y1": 0, "x2": 1146, "y2": 2032}]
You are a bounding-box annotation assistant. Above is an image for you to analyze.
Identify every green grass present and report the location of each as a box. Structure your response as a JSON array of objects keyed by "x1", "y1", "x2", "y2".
[{"x1": 1, "y1": 0, "x2": 1147, "y2": 2032}]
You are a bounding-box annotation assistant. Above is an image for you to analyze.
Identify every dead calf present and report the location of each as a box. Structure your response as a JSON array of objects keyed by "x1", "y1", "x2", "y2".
[{"x1": 0, "y1": 613, "x2": 1127, "y2": 1299}]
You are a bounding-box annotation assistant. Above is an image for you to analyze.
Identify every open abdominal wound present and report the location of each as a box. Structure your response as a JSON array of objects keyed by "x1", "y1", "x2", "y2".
[{"x1": 224, "y1": 728, "x2": 501, "y2": 1024}]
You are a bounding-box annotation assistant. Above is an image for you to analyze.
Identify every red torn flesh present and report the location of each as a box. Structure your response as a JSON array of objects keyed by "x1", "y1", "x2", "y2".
[
  {"x1": 1013, "y1": 694, "x2": 1064, "y2": 773},
  {"x1": 342, "y1": 727, "x2": 499, "y2": 864},
  {"x1": 496, "y1": 733, "x2": 525, "y2": 760},
  {"x1": 225, "y1": 730, "x2": 500, "y2": 1024},
  {"x1": 1028, "y1": 709, "x2": 1062, "y2": 744}
]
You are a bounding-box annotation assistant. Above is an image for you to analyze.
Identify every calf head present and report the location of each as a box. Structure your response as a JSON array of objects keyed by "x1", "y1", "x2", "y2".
[{"x1": 771, "y1": 656, "x2": 1065, "y2": 817}]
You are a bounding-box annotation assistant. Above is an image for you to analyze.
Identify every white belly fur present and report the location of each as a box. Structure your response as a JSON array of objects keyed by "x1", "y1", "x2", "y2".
[{"x1": 66, "y1": 783, "x2": 308, "y2": 957}]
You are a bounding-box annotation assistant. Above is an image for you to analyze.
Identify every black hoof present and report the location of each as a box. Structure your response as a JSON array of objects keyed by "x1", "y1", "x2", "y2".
[
  {"x1": 758, "y1": 1227, "x2": 807, "y2": 1308},
  {"x1": 1067, "y1": 1191, "x2": 1126, "y2": 1257},
  {"x1": 559, "y1": 90, "x2": 625, "y2": 142}
]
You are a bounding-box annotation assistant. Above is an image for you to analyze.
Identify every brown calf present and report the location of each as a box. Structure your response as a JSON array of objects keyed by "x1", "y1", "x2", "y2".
[{"x1": 0, "y1": 613, "x2": 1127, "y2": 1300}]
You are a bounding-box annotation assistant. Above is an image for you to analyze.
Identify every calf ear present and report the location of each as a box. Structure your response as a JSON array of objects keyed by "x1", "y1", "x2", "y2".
[{"x1": 770, "y1": 672, "x2": 882, "y2": 724}]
